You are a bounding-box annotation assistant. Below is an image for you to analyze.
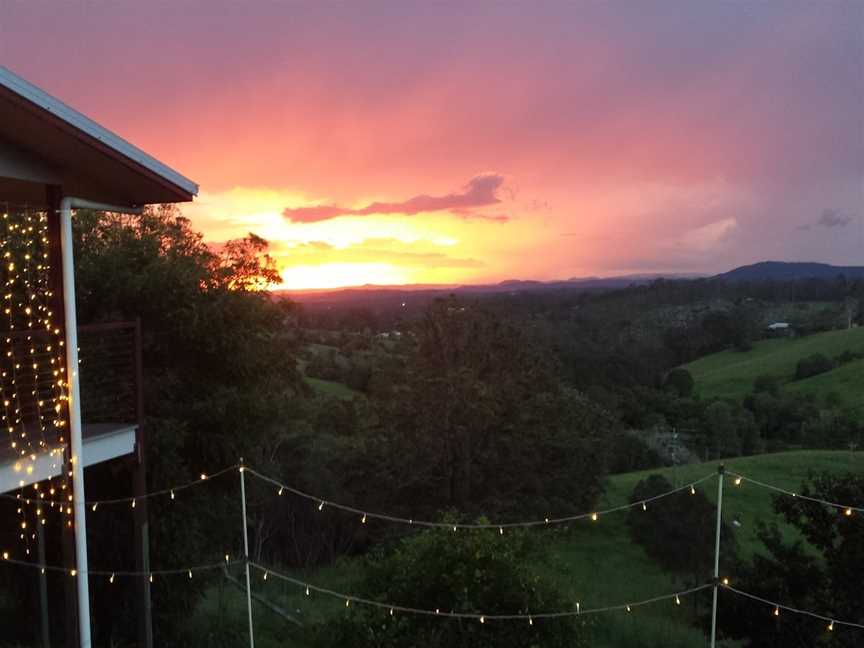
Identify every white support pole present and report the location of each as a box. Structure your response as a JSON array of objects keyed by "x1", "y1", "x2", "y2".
[
  {"x1": 239, "y1": 461, "x2": 255, "y2": 648},
  {"x1": 710, "y1": 464, "x2": 724, "y2": 648},
  {"x1": 59, "y1": 197, "x2": 92, "y2": 648},
  {"x1": 60, "y1": 197, "x2": 142, "y2": 648}
]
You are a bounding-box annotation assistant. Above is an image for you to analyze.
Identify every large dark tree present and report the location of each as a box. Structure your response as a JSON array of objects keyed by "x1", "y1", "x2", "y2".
[
  {"x1": 361, "y1": 297, "x2": 613, "y2": 524},
  {"x1": 71, "y1": 206, "x2": 304, "y2": 645},
  {"x1": 721, "y1": 473, "x2": 864, "y2": 647}
]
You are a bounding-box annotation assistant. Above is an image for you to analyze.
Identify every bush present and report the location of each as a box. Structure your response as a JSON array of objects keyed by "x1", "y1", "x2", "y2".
[
  {"x1": 794, "y1": 353, "x2": 833, "y2": 380},
  {"x1": 834, "y1": 349, "x2": 864, "y2": 365},
  {"x1": 627, "y1": 475, "x2": 736, "y2": 578},
  {"x1": 664, "y1": 368, "x2": 695, "y2": 398},
  {"x1": 309, "y1": 523, "x2": 588, "y2": 648}
]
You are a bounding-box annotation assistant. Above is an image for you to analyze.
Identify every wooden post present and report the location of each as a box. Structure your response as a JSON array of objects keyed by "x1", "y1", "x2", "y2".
[{"x1": 132, "y1": 318, "x2": 153, "y2": 648}]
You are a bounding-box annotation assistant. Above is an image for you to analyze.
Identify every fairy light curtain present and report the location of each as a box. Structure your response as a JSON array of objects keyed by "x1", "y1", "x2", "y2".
[{"x1": 1, "y1": 203, "x2": 71, "y2": 552}]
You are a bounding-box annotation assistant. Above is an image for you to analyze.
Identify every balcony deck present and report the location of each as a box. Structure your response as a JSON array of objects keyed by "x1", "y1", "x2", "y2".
[
  {"x1": 0, "y1": 321, "x2": 141, "y2": 494},
  {"x1": 0, "y1": 422, "x2": 137, "y2": 493}
]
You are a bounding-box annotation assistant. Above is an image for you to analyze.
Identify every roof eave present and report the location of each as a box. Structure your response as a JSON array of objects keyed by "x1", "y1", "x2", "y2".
[{"x1": 0, "y1": 66, "x2": 198, "y2": 202}]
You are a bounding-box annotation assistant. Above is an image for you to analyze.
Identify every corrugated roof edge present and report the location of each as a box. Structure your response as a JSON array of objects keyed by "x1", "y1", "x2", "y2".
[{"x1": 0, "y1": 66, "x2": 198, "y2": 198}]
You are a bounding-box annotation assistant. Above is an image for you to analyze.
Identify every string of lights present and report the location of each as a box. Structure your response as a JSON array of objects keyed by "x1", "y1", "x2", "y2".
[
  {"x1": 0, "y1": 553, "x2": 244, "y2": 579},
  {"x1": 0, "y1": 463, "x2": 239, "y2": 507},
  {"x1": 728, "y1": 471, "x2": 862, "y2": 516},
  {"x1": 724, "y1": 584, "x2": 864, "y2": 631},
  {"x1": 245, "y1": 468, "x2": 716, "y2": 529},
  {"x1": 250, "y1": 562, "x2": 713, "y2": 621}
]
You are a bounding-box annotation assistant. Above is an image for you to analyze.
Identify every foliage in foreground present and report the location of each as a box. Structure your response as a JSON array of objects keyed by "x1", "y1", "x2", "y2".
[
  {"x1": 309, "y1": 523, "x2": 588, "y2": 648},
  {"x1": 721, "y1": 472, "x2": 864, "y2": 647},
  {"x1": 627, "y1": 474, "x2": 737, "y2": 584}
]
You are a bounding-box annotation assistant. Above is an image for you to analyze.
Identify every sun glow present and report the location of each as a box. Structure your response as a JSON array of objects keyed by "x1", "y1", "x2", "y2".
[{"x1": 279, "y1": 263, "x2": 409, "y2": 290}]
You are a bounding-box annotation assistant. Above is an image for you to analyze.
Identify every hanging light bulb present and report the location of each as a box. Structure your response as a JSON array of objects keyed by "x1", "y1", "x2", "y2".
[
  {"x1": 361, "y1": 514, "x2": 367, "y2": 524},
  {"x1": 642, "y1": 502, "x2": 647, "y2": 511},
  {"x1": 844, "y1": 507, "x2": 852, "y2": 517},
  {"x1": 318, "y1": 501, "x2": 324, "y2": 511},
  {"x1": 828, "y1": 620, "x2": 834, "y2": 631},
  {"x1": 188, "y1": 570, "x2": 193, "y2": 579},
  {"x1": 690, "y1": 485, "x2": 696, "y2": 495},
  {"x1": 773, "y1": 606, "x2": 780, "y2": 617},
  {"x1": 170, "y1": 490, "x2": 175, "y2": 500},
  {"x1": 675, "y1": 595, "x2": 681, "y2": 605},
  {"x1": 479, "y1": 616, "x2": 485, "y2": 624},
  {"x1": 734, "y1": 476, "x2": 742, "y2": 486},
  {"x1": 591, "y1": 512, "x2": 598, "y2": 522}
]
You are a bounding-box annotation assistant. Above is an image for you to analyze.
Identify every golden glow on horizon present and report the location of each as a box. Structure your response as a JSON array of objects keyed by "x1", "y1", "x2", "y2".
[
  {"x1": 278, "y1": 262, "x2": 410, "y2": 290},
  {"x1": 184, "y1": 182, "x2": 745, "y2": 291}
]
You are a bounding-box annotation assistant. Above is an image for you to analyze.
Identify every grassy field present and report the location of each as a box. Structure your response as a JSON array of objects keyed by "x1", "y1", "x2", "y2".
[
  {"x1": 187, "y1": 450, "x2": 862, "y2": 647},
  {"x1": 685, "y1": 327, "x2": 864, "y2": 409}
]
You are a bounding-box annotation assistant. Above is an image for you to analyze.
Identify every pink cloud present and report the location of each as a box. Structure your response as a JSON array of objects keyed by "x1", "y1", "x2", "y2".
[{"x1": 283, "y1": 173, "x2": 507, "y2": 223}]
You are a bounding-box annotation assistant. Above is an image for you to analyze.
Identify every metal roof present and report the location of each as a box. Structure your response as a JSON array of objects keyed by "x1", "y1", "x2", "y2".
[{"x1": 0, "y1": 66, "x2": 198, "y2": 205}]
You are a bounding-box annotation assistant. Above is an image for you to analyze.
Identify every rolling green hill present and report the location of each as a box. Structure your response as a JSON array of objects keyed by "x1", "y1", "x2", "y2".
[
  {"x1": 684, "y1": 327, "x2": 864, "y2": 411},
  {"x1": 193, "y1": 450, "x2": 862, "y2": 648}
]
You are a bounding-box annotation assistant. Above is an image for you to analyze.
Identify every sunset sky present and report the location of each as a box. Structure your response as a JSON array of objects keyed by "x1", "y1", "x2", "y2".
[{"x1": 2, "y1": 1, "x2": 862, "y2": 289}]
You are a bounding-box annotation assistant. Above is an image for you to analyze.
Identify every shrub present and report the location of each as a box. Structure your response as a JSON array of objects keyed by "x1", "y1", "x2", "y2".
[
  {"x1": 310, "y1": 523, "x2": 588, "y2": 648},
  {"x1": 794, "y1": 353, "x2": 833, "y2": 380},
  {"x1": 627, "y1": 475, "x2": 736, "y2": 578},
  {"x1": 664, "y1": 368, "x2": 695, "y2": 398}
]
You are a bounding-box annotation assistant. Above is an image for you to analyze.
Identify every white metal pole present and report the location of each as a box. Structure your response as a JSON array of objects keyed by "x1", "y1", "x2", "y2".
[
  {"x1": 60, "y1": 197, "x2": 143, "y2": 648},
  {"x1": 710, "y1": 464, "x2": 724, "y2": 648},
  {"x1": 240, "y1": 461, "x2": 255, "y2": 648},
  {"x1": 59, "y1": 197, "x2": 92, "y2": 648}
]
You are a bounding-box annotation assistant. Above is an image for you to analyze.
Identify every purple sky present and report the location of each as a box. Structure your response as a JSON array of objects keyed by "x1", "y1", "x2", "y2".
[{"x1": 2, "y1": 1, "x2": 862, "y2": 287}]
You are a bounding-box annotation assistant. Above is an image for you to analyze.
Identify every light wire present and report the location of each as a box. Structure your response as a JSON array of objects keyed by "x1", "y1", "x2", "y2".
[
  {"x1": 724, "y1": 585, "x2": 864, "y2": 630},
  {"x1": 1, "y1": 463, "x2": 239, "y2": 506},
  {"x1": 1, "y1": 555, "x2": 243, "y2": 577},
  {"x1": 727, "y1": 471, "x2": 863, "y2": 514},
  {"x1": 245, "y1": 468, "x2": 716, "y2": 529},
  {"x1": 250, "y1": 562, "x2": 712, "y2": 620}
]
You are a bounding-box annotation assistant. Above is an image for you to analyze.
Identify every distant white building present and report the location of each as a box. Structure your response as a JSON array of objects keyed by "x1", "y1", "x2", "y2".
[{"x1": 766, "y1": 322, "x2": 794, "y2": 337}]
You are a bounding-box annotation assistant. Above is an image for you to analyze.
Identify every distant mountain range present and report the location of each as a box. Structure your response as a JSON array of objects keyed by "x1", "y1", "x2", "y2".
[
  {"x1": 278, "y1": 262, "x2": 864, "y2": 307},
  {"x1": 278, "y1": 272, "x2": 704, "y2": 307},
  {"x1": 715, "y1": 261, "x2": 864, "y2": 282}
]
